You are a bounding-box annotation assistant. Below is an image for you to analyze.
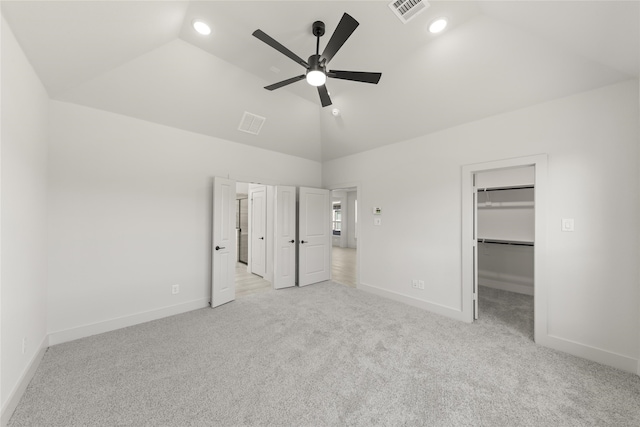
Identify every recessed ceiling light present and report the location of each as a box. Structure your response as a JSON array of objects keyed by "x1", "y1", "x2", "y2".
[
  {"x1": 429, "y1": 18, "x2": 448, "y2": 34},
  {"x1": 192, "y1": 20, "x2": 211, "y2": 36}
]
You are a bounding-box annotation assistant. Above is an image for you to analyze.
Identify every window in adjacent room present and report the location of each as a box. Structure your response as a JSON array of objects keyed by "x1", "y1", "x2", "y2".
[{"x1": 332, "y1": 202, "x2": 342, "y2": 235}]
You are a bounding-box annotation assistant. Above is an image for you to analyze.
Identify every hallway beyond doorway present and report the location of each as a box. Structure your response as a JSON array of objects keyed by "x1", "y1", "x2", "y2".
[
  {"x1": 236, "y1": 263, "x2": 271, "y2": 298},
  {"x1": 332, "y1": 247, "x2": 356, "y2": 288}
]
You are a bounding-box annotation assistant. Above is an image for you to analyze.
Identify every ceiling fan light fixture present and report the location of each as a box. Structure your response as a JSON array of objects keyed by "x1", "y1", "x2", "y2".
[
  {"x1": 306, "y1": 70, "x2": 326, "y2": 86},
  {"x1": 192, "y1": 20, "x2": 211, "y2": 35},
  {"x1": 428, "y1": 18, "x2": 447, "y2": 33}
]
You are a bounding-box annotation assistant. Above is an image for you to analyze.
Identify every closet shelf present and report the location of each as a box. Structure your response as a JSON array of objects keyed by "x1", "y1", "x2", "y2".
[
  {"x1": 477, "y1": 185, "x2": 534, "y2": 192},
  {"x1": 477, "y1": 201, "x2": 534, "y2": 209},
  {"x1": 478, "y1": 238, "x2": 534, "y2": 247}
]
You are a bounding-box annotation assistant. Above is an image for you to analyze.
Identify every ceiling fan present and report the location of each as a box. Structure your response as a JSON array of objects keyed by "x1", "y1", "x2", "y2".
[{"x1": 252, "y1": 13, "x2": 382, "y2": 107}]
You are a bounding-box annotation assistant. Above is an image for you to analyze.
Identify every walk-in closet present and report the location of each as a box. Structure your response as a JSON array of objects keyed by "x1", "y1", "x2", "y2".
[{"x1": 476, "y1": 167, "x2": 535, "y2": 339}]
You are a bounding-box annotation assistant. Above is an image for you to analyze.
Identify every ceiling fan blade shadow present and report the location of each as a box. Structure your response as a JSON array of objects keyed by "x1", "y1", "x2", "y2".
[
  {"x1": 328, "y1": 70, "x2": 382, "y2": 84},
  {"x1": 317, "y1": 85, "x2": 332, "y2": 107},
  {"x1": 319, "y1": 13, "x2": 359, "y2": 64},
  {"x1": 253, "y1": 30, "x2": 309, "y2": 68},
  {"x1": 265, "y1": 75, "x2": 306, "y2": 91}
]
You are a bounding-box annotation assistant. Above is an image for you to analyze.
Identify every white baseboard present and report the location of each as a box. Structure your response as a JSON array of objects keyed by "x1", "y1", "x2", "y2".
[
  {"x1": 478, "y1": 278, "x2": 534, "y2": 296},
  {"x1": 1, "y1": 335, "x2": 48, "y2": 427},
  {"x1": 359, "y1": 282, "x2": 465, "y2": 322},
  {"x1": 537, "y1": 334, "x2": 638, "y2": 374},
  {"x1": 48, "y1": 298, "x2": 209, "y2": 346}
]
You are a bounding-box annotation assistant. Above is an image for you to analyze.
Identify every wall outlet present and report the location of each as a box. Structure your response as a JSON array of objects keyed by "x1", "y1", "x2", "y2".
[
  {"x1": 418, "y1": 280, "x2": 425, "y2": 290},
  {"x1": 172, "y1": 284, "x2": 180, "y2": 295},
  {"x1": 22, "y1": 337, "x2": 27, "y2": 355}
]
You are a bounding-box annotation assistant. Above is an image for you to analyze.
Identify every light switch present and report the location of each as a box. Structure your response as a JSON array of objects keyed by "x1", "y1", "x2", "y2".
[
  {"x1": 374, "y1": 218, "x2": 382, "y2": 226},
  {"x1": 561, "y1": 218, "x2": 574, "y2": 232}
]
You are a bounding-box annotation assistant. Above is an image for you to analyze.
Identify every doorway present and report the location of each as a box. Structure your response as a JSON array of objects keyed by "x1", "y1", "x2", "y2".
[
  {"x1": 234, "y1": 181, "x2": 271, "y2": 297},
  {"x1": 475, "y1": 170, "x2": 535, "y2": 339},
  {"x1": 461, "y1": 155, "x2": 548, "y2": 344},
  {"x1": 215, "y1": 181, "x2": 333, "y2": 304},
  {"x1": 330, "y1": 187, "x2": 359, "y2": 288}
]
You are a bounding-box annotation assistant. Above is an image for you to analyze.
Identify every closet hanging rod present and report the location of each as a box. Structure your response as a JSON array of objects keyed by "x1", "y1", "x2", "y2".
[
  {"x1": 478, "y1": 238, "x2": 534, "y2": 247},
  {"x1": 477, "y1": 185, "x2": 534, "y2": 192}
]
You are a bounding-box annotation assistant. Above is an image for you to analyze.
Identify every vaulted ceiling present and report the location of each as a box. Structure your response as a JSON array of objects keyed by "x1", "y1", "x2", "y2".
[{"x1": 2, "y1": 1, "x2": 638, "y2": 161}]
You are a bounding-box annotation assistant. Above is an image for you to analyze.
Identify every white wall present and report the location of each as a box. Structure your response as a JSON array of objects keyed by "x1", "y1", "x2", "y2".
[
  {"x1": 47, "y1": 101, "x2": 321, "y2": 343},
  {"x1": 322, "y1": 79, "x2": 640, "y2": 372},
  {"x1": 1, "y1": 17, "x2": 49, "y2": 417}
]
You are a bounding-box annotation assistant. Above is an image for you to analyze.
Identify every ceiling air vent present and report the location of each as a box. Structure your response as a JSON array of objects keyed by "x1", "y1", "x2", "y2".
[
  {"x1": 389, "y1": 0, "x2": 430, "y2": 24},
  {"x1": 238, "y1": 112, "x2": 266, "y2": 135}
]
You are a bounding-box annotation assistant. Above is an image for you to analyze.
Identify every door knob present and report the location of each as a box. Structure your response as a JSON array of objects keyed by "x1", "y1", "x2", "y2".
[
  {"x1": 300, "y1": 240, "x2": 308, "y2": 244},
  {"x1": 215, "y1": 245, "x2": 225, "y2": 251},
  {"x1": 289, "y1": 240, "x2": 295, "y2": 243},
  {"x1": 259, "y1": 237, "x2": 264, "y2": 240}
]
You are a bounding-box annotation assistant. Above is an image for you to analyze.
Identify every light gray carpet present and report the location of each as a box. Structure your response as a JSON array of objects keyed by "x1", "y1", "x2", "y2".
[{"x1": 9, "y1": 282, "x2": 640, "y2": 426}]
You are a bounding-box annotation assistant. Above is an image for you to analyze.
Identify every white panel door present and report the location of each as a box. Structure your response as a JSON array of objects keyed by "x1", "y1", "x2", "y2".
[
  {"x1": 473, "y1": 183, "x2": 479, "y2": 320},
  {"x1": 298, "y1": 187, "x2": 331, "y2": 287},
  {"x1": 250, "y1": 186, "x2": 267, "y2": 277},
  {"x1": 211, "y1": 177, "x2": 236, "y2": 308},
  {"x1": 274, "y1": 185, "x2": 296, "y2": 289}
]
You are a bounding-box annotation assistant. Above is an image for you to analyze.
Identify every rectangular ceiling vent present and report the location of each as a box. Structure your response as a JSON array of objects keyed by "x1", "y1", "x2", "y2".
[
  {"x1": 238, "y1": 112, "x2": 266, "y2": 135},
  {"x1": 389, "y1": 0, "x2": 430, "y2": 24}
]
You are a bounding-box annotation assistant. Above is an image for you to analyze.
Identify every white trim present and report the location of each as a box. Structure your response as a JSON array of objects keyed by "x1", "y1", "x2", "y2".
[
  {"x1": 359, "y1": 282, "x2": 466, "y2": 322},
  {"x1": 1, "y1": 335, "x2": 48, "y2": 427},
  {"x1": 461, "y1": 154, "x2": 548, "y2": 340},
  {"x1": 48, "y1": 299, "x2": 209, "y2": 346},
  {"x1": 537, "y1": 334, "x2": 638, "y2": 374}
]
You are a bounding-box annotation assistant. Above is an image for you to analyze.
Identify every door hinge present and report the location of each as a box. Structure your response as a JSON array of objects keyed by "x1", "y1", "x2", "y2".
[{"x1": 473, "y1": 293, "x2": 477, "y2": 301}]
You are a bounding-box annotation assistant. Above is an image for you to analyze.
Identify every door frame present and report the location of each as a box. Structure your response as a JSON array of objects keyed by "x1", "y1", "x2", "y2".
[
  {"x1": 328, "y1": 183, "x2": 361, "y2": 289},
  {"x1": 461, "y1": 155, "x2": 547, "y2": 343}
]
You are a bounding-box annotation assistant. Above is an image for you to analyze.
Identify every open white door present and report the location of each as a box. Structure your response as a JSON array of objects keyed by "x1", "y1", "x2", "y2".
[
  {"x1": 250, "y1": 185, "x2": 267, "y2": 277},
  {"x1": 273, "y1": 185, "x2": 296, "y2": 289},
  {"x1": 211, "y1": 177, "x2": 236, "y2": 308},
  {"x1": 472, "y1": 180, "x2": 479, "y2": 320},
  {"x1": 298, "y1": 187, "x2": 331, "y2": 287}
]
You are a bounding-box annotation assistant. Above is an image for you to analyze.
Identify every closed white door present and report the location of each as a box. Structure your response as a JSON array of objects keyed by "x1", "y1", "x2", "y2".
[
  {"x1": 250, "y1": 186, "x2": 267, "y2": 277},
  {"x1": 274, "y1": 185, "x2": 296, "y2": 289},
  {"x1": 211, "y1": 177, "x2": 236, "y2": 308},
  {"x1": 298, "y1": 187, "x2": 331, "y2": 287}
]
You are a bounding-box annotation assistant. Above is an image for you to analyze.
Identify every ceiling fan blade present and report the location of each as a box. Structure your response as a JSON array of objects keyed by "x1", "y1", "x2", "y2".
[
  {"x1": 264, "y1": 75, "x2": 306, "y2": 91},
  {"x1": 328, "y1": 70, "x2": 382, "y2": 84},
  {"x1": 317, "y1": 85, "x2": 332, "y2": 107},
  {"x1": 252, "y1": 30, "x2": 309, "y2": 68},
  {"x1": 319, "y1": 13, "x2": 359, "y2": 64}
]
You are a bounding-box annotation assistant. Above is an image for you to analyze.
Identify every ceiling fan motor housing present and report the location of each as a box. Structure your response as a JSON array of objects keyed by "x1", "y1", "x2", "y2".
[{"x1": 308, "y1": 54, "x2": 326, "y2": 74}]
